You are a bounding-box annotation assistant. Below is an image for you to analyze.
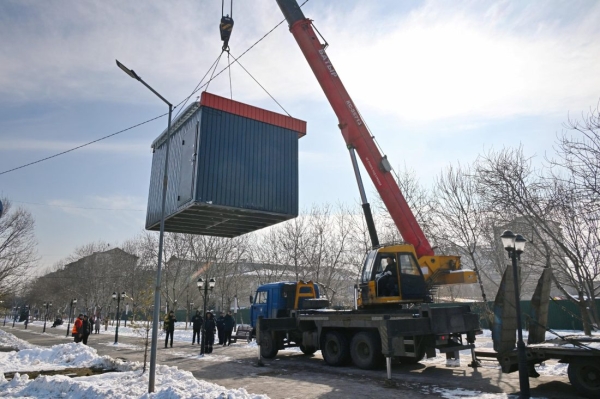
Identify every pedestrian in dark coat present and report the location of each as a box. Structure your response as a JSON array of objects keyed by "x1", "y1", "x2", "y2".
[
  {"x1": 163, "y1": 311, "x2": 177, "y2": 348},
  {"x1": 223, "y1": 311, "x2": 236, "y2": 346},
  {"x1": 215, "y1": 312, "x2": 225, "y2": 345},
  {"x1": 191, "y1": 311, "x2": 203, "y2": 345},
  {"x1": 203, "y1": 312, "x2": 216, "y2": 354},
  {"x1": 82, "y1": 315, "x2": 92, "y2": 345}
]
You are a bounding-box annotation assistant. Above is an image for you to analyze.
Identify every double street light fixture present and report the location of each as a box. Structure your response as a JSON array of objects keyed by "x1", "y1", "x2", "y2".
[
  {"x1": 65, "y1": 299, "x2": 78, "y2": 337},
  {"x1": 42, "y1": 302, "x2": 53, "y2": 333},
  {"x1": 112, "y1": 292, "x2": 126, "y2": 344},
  {"x1": 500, "y1": 230, "x2": 530, "y2": 399},
  {"x1": 116, "y1": 59, "x2": 172, "y2": 394},
  {"x1": 197, "y1": 277, "x2": 216, "y2": 357}
]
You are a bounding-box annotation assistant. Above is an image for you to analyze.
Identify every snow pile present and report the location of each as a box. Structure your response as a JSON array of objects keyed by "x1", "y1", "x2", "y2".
[
  {"x1": 0, "y1": 343, "x2": 117, "y2": 373},
  {"x1": 0, "y1": 368, "x2": 268, "y2": 399},
  {"x1": 0, "y1": 331, "x2": 269, "y2": 399},
  {"x1": 0, "y1": 329, "x2": 36, "y2": 351}
]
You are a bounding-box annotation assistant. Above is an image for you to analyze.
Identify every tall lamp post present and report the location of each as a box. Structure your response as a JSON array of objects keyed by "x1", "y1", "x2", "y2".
[
  {"x1": 42, "y1": 302, "x2": 52, "y2": 333},
  {"x1": 113, "y1": 292, "x2": 126, "y2": 344},
  {"x1": 65, "y1": 299, "x2": 77, "y2": 337},
  {"x1": 116, "y1": 59, "x2": 172, "y2": 393},
  {"x1": 500, "y1": 230, "x2": 530, "y2": 399},
  {"x1": 197, "y1": 277, "x2": 216, "y2": 356}
]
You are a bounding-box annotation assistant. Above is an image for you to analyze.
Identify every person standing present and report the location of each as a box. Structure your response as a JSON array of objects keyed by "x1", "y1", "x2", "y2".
[
  {"x1": 215, "y1": 312, "x2": 225, "y2": 345},
  {"x1": 163, "y1": 310, "x2": 177, "y2": 348},
  {"x1": 81, "y1": 315, "x2": 92, "y2": 345},
  {"x1": 223, "y1": 311, "x2": 236, "y2": 346},
  {"x1": 191, "y1": 311, "x2": 203, "y2": 345},
  {"x1": 203, "y1": 312, "x2": 216, "y2": 354},
  {"x1": 72, "y1": 314, "x2": 84, "y2": 343},
  {"x1": 94, "y1": 317, "x2": 101, "y2": 334}
]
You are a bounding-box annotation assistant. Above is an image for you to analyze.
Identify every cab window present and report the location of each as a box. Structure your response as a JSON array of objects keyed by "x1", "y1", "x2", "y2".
[
  {"x1": 361, "y1": 251, "x2": 378, "y2": 283},
  {"x1": 399, "y1": 254, "x2": 421, "y2": 276},
  {"x1": 255, "y1": 291, "x2": 268, "y2": 304}
]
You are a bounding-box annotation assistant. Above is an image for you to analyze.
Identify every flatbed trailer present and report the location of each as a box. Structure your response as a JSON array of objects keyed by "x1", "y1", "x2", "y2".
[
  {"x1": 475, "y1": 336, "x2": 600, "y2": 398},
  {"x1": 255, "y1": 303, "x2": 481, "y2": 372}
]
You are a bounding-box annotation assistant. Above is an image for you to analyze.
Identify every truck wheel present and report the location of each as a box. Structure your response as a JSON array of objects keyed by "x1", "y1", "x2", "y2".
[
  {"x1": 300, "y1": 344, "x2": 317, "y2": 355},
  {"x1": 350, "y1": 331, "x2": 383, "y2": 370},
  {"x1": 322, "y1": 331, "x2": 350, "y2": 366},
  {"x1": 568, "y1": 357, "x2": 600, "y2": 398},
  {"x1": 260, "y1": 332, "x2": 278, "y2": 359}
]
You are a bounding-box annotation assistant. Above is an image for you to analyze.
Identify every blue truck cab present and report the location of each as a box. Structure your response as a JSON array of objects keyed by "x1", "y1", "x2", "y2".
[{"x1": 250, "y1": 281, "x2": 323, "y2": 328}]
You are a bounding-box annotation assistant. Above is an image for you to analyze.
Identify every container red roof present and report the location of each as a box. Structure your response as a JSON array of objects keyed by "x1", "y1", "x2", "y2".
[{"x1": 200, "y1": 91, "x2": 306, "y2": 138}]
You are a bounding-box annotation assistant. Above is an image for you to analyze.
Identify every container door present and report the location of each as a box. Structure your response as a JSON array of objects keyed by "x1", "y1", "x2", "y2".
[{"x1": 177, "y1": 122, "x2": 199, "y2": 207}]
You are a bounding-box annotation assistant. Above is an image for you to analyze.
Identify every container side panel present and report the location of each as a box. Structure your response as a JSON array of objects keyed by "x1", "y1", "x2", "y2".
[
  {"x1": 196, "y1": 108, "x2": 298, "y2": 215},
  {"x1": 146, "y1": 110, "x2": 200, "y2": 228}
]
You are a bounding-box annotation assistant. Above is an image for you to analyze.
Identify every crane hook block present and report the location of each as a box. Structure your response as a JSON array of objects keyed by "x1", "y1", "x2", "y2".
[{"x1": 220, "y1": 15, "x2": 234, "y2": 50}]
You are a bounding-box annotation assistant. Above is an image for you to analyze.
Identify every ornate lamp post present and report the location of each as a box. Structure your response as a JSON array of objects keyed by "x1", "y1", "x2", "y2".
[
  {"x1": 116, "y1": 60, "x2": 172, "y2": 393},
  {"x1": 113, "y1": 292, "x2": 126, "y2": 344},
  {"x1": 65, "y1": 299, "x2": 77, "y2": 337},
  {"x1": 197, "y1": 277, "x2": 216, "y2": 356},
  {"x1": 42, "y1": 302, "x2": 53, "y2": 333},
  {"x1": 500, "y1": 230, "x2": 530, "y2": 399}
]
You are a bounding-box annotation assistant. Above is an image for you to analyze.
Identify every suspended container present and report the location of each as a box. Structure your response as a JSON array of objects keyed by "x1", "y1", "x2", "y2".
[{"x1": 145, "y1": 91, "x2": 306, "y2": 237}]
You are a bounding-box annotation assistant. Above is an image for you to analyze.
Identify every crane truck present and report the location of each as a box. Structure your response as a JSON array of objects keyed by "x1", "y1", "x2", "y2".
[{"x1": 249, "y1": 0, "x2": 481, "y2": 375}]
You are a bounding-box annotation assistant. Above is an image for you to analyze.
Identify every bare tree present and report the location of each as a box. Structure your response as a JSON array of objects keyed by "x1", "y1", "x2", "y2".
[
  {"x1": 0, "y1": 198, "x2": 38, "y2": 298},
  {"x1": 476, "y1": 145, "x2": 599, "y2": 334}
]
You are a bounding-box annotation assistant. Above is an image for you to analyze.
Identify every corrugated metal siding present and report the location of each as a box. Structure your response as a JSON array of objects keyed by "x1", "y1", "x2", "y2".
[
  {"x1": 196, "y1": 107, "x2": 298, "y2": 213},
  {"x1": 146, "y1": 99, "x2": 301, "y2": 237},
  {"x1": 145, "y1": 111, "x2": 201, "y2": 228},
  {"x1": 200, "y1": 91, "x2": 306, "y2": 137}
]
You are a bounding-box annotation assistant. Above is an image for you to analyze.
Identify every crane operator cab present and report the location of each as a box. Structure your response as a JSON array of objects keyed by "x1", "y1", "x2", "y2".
[{"x1": 358, "y1": 245, "x2": 427, "y2": 306}]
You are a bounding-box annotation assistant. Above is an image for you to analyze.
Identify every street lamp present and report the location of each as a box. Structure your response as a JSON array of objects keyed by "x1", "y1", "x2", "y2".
[
  {"x1": 42, "y1": 302, "x2": 53, "y2": 333},
  {"x1": 197, "y1": 277, "x2": 216, "y2": 356},
  {"x1": 500, "y1": 230, "x2": 530, "y2": 399},
  {"x1": 65, "y1": 299, "x2": 77, "y2": 337},
  {"x1": 112, "y1": 292, "x2": 126, "y2": 344},
  {"x1": 116, "y1": 59, "x2": 172, "y2": 393}
]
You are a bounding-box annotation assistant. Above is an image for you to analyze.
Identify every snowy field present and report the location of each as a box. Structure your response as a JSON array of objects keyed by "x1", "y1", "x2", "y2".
[{"x1": 1, "y1": 322, "x2": 597, "y2": 398}]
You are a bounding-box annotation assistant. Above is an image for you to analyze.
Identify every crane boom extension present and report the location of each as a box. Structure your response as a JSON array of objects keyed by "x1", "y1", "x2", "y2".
[{"x1": 276, "y1": 0, "x2": 433, "y2": 257}]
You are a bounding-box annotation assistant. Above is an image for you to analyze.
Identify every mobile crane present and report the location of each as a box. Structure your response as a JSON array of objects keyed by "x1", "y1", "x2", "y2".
[{"x1": 248, "y1": 0, "x2": 481, "y2": 374}]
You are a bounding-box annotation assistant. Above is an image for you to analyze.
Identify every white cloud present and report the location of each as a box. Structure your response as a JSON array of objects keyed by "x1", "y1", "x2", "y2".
[{"x1": 0, "y1": 139, "x2": 148, "y2": 154}]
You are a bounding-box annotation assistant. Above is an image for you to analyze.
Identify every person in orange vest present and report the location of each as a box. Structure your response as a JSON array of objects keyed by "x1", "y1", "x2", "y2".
[{"x1": 72, "y1": 314, "x2": 84, "y2": 343}]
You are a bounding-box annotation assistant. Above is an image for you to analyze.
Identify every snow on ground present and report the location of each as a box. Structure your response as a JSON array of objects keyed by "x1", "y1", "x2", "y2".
[
  {"x1": 1, "y1": 325, "x2": 598, "y2": 398},
  {"x1": 0, "y1": 329, "x2": 267, "y2": 398}
]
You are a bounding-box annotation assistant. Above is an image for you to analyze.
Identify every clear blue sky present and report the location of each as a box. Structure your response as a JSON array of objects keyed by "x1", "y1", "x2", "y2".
[{"x1": 1, "y1": 0, "x2": 599, "y2": 272}]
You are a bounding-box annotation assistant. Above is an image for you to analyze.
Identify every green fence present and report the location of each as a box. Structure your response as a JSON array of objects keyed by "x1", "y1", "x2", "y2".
[{"x1": 457, "y1": 299, "x2": 600, "y2": 331}]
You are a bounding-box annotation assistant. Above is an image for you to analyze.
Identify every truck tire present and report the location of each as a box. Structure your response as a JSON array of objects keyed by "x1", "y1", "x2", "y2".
[
  {"x1": 322, "y1": 331, "x2": 350, "y2": 366},
  {"x1": 300, "y1": 344, "x2": 317, "y2": 355},
  {"x1": 567, "y1": 357, "x2": 600, "y2": 398},
  {"x1": 260, "y1": 332, "x2": 278, "y2": 359},
  {"x1": 350, "y1": 331, "x2": 384, "y2": 370}
]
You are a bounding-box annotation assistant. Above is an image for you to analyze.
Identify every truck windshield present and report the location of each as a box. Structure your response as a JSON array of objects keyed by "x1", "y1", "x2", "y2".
[{"x1": 361, "y1": 251, "x2": 378, "y2": 283}]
